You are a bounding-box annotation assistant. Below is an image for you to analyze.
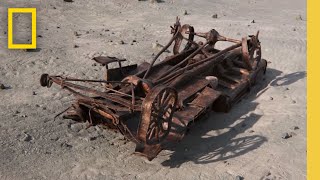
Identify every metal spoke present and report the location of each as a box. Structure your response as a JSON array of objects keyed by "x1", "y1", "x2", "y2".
[
  {"x1": 160, "y1": 91, "x2": 168, "y2": 105},
  {"x1": 148, "y1": 126, "x2": 156, "y2": 140},
  {"x1": 162, "y1": 94, "x2": 173, "y2": 108}
]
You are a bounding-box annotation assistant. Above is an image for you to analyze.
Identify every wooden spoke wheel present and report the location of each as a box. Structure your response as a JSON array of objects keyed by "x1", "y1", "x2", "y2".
[{"x1": 138, "y1": 86, "x2": 178, "y2": 145}]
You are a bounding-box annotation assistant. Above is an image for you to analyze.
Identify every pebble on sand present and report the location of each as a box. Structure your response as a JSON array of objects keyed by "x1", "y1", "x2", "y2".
[
  {"x1": 282, "y1": 132, "x2": 292, "y2": 139},
  {"x1": 61, "y1": 142, "x2": 73, "y2": 148},
  {"x1": 212, "y1": 14, "x2": 218, "y2": 18},
  {"x1": 0, "y1": 83, "x2": 6, "y2": 90},
  {"x1": 23, "y1": 133, "x2": 33, "y2": 142},
  {"x1": 293, "y1": 126, "x2": 300, "y2": 130}
]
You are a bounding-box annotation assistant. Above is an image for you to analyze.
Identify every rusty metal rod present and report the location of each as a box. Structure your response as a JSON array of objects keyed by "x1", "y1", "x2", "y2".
[
  {"x1": 63, "y1": 86, "x2": 133, "y2": 111},
  {"x1": 156, "y1": 42, "x2": 242, "y2": 85},
  {"x1": 55, "y1": 76, "x2": 141, "y2": 100},
  {"x1": 59, "y1": 77, "x2": 132, "y2": 84},
  {"x1": 50, "y1": 77, "x2": 134, "y2": 108},
  {"x1": 157, "y1": 41, "x2": 209, "y2": 80},
  {"x1": 186, "y1": 31, "x2": 241, "y2": 44},
  {"x1": 143, "y1": 26, "x2": 181, "y2": 79}
]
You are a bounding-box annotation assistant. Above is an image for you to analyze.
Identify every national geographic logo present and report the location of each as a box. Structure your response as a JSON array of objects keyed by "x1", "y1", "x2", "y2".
[{"x1": 7, "y1": 8, "x2": 37, "y2": 49}]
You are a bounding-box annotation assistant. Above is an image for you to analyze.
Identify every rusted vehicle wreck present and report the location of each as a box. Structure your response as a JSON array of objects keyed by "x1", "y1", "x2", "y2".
[{"x1": 40, "y1": 18, "x2": 267, "y2": 160}]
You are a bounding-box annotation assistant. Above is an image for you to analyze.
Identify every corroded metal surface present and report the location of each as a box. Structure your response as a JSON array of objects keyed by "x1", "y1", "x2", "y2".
[{"x1": 40, "y1": 17, "x2": 267, "y2": 160}]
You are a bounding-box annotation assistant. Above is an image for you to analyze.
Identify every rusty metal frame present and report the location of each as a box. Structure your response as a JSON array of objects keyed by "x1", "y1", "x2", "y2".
[{"x1": 40, "y1": 17, "x2": 267, "y2": 160}]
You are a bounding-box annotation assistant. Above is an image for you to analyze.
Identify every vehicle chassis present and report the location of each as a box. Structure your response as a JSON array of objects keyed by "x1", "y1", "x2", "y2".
[{"x1": 40, "y1": 18, "x2": 267, "y2": 160}]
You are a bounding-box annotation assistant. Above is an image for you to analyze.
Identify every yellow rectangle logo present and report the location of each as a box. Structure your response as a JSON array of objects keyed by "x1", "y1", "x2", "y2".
[{"x1": 8, "y1": 8, "x2": 37, "y2": 49}]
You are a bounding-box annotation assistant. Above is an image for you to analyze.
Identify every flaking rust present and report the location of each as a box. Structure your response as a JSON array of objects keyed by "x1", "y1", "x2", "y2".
[{"x1": 40, "y1": 17, "x2": 267, "y2": 160}]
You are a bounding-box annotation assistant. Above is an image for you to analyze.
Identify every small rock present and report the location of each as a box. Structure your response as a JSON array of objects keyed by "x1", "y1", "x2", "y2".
[
  {"x1": 74, "y1": 31, "x2": 81, "y2": 36},
  {"x1": 285, "y1": 87, "x2": 290, "y2": 90},
  {"x1": 42, "y1": 107, "x2": 47, "y2": 110},
  {"x1": 23, "y1": 133, "x2": 33, "y2": 142},
  {"x1": 21, "y1": 114, "x2": 28, "y2": 118},
  {"x1": 37, "y1": 35, "x2": 43, "y2": 38},
  {"x1": 251, "y1": 20, "x2": 255, "y2": 23},
  {"x1": 57, "y1": 26, "x2": 60, "y2": 29},
  {"x1": 4, "y1": 31, "x2": 7, "y2": 35},
  {"x1": 292, "y1": 100, "x2": 296, "y2": 104},
  {"x1": 282, "y1": 132, "x2": 292, "y2": 139},
  {"x1": 53, "y1": 6, "x2": 56, "y2": 9},
  {"x1": 184, "y1": 10, "x2": 188, "y2": 15},
  {"x1": 293, "y1": 126, "x2": 300, "y2": 130},
  {"x1": 235, "y1": 175, "x2": 244, "y2": 180},
  {"x1": 74, "y1": 44, "x2": 79, "y2": 48},
  {"x1": 248, "y1": 130, "x2": 255, "y2": 133},
  {"x1": 0, "y1": 83, "x2": 6, "y2": 89},
  {"x1": 266, "y1": 171, "x2": 271, "y2": 176},
  {"x1": 90, "y1": 136, "x2": 97, "y2": 141},
  {"x1": 105, "y1": 29, "x2": 110, "y2": 32},
  {"x1": 270, "y1": 97, "x2": 273, "y2": 100},
  {"x1": 32, "y1": 91, "x2": 37, "y2": 95},
  {"x1": 132, "y1": 40, "x2": 137, "y2": 43},
  {"x1": 212, "y1": 14, "x2": 218, "y2": 18},
  {"x1": 61, "y1": 142, "x2": 72, "y2": 148},
  {"x1": 293, "y1": 28, "x2": 296, "y2": 31},
  {"x1": 64, "y1": 0, "x2": 74, "y2": 2},
  {"x1": 92, "y1": 63, "x2": 97, "y2": 66},
  {"x1": 119, "y1": 40, "x2": 125, "y2": 44}
]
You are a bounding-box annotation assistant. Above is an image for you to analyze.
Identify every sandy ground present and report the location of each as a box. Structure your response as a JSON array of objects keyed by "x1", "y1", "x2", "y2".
[{"x1": 0, "y1": 0, "x2": 306, "y2": 179}]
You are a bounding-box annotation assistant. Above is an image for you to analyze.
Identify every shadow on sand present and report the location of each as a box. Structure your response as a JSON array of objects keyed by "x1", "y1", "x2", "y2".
[{"x1": 161, "y1": 68, "x2": 306, "y2": 168}]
